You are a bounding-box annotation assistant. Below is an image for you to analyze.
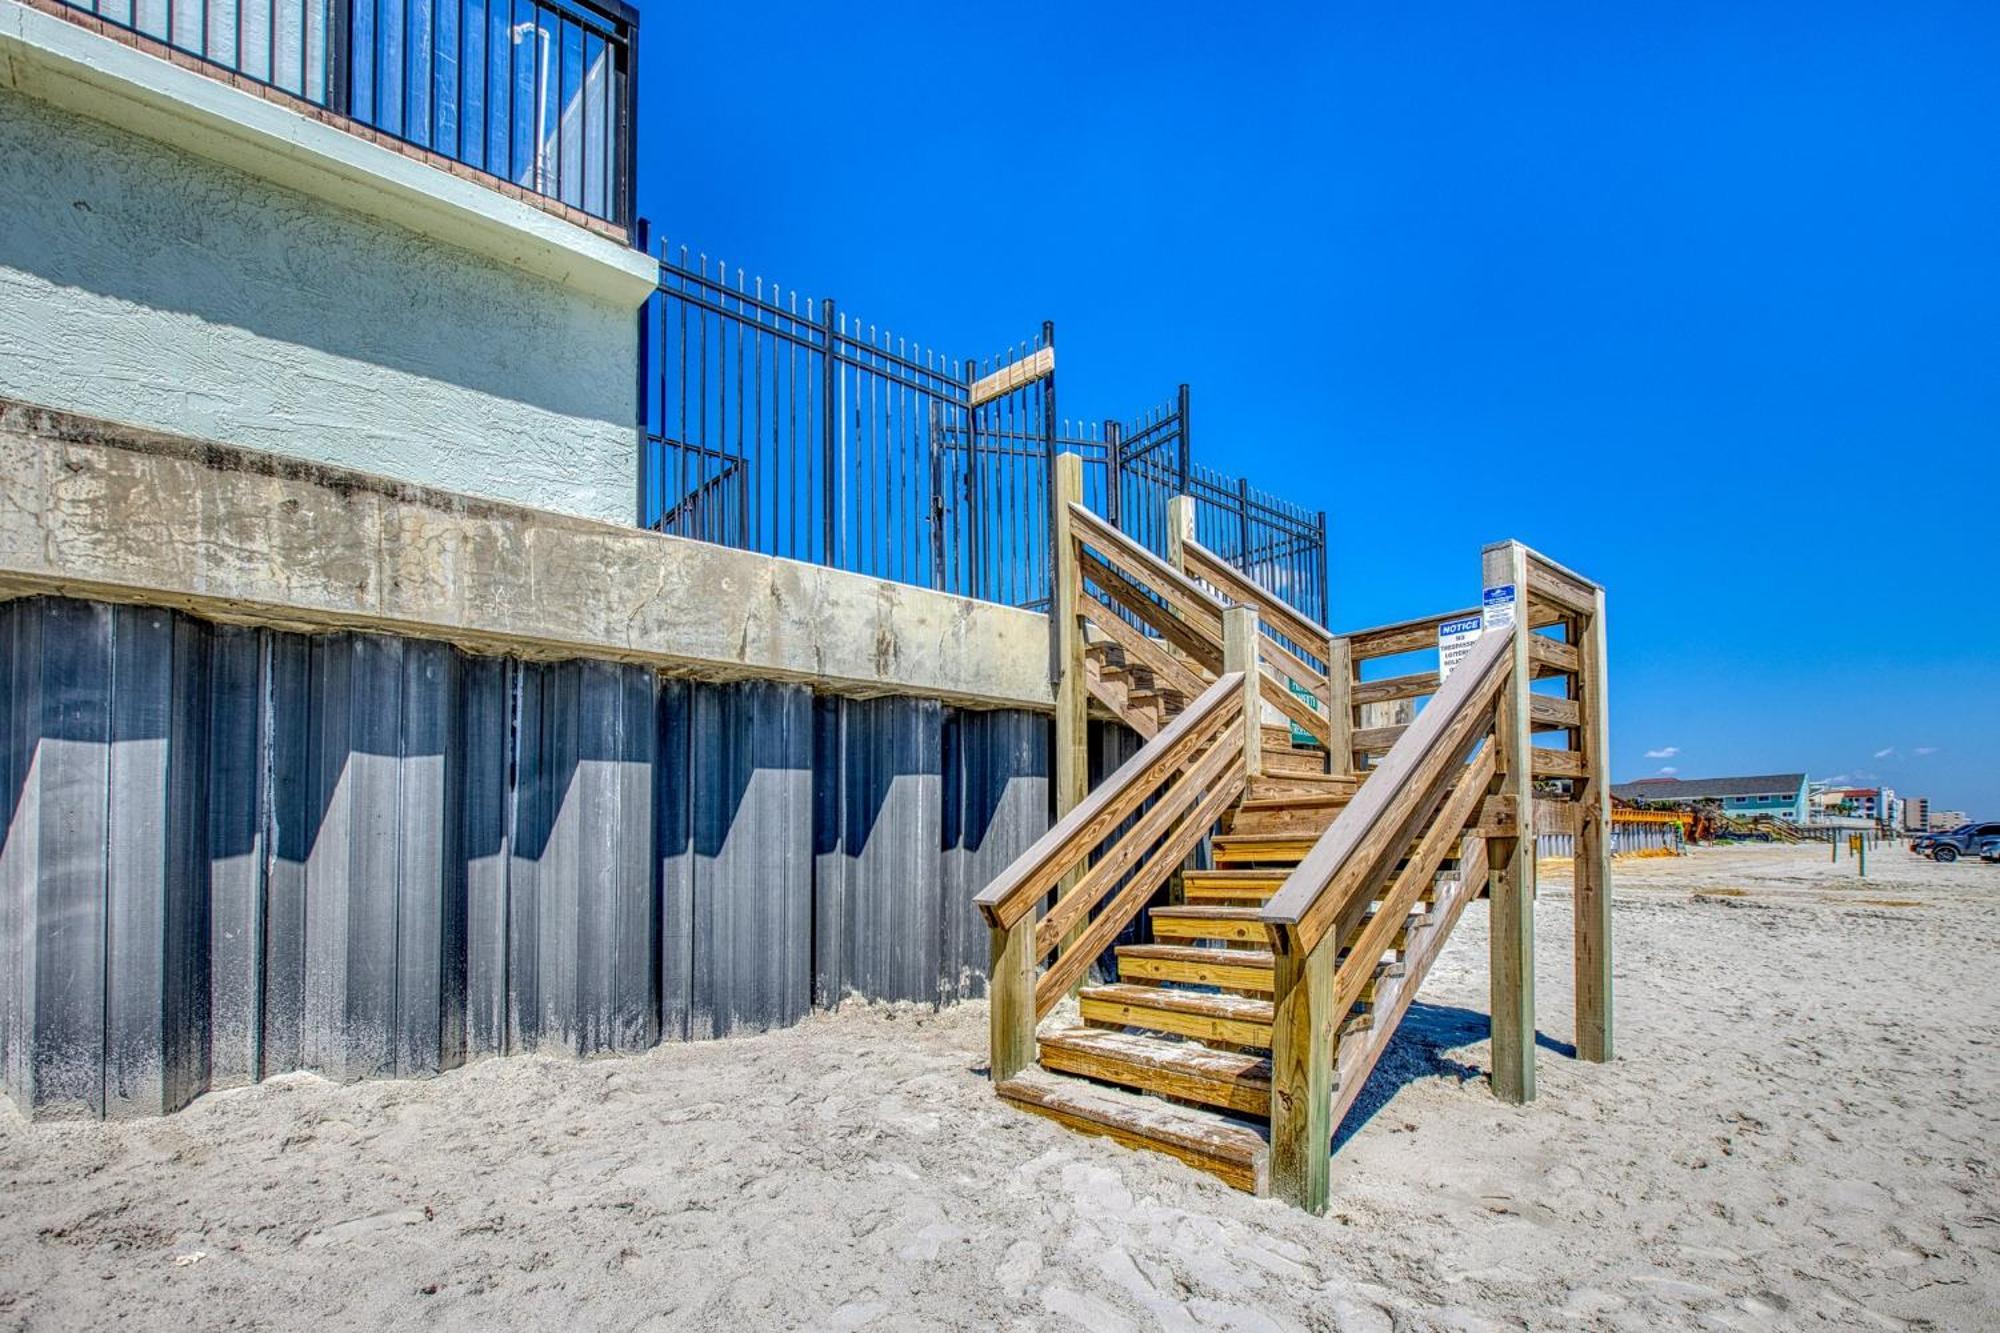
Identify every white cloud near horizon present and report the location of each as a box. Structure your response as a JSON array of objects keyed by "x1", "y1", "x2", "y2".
[
  {"x1": 1874, "y1": 746, "x2": 1896, "y2": 759},
  {"x1": 1658, "y1": 765, "x2": 1678, "y2": 775},
  {"x1": 1645, "y1": 745, "x2": 1679, "y2": 759}
]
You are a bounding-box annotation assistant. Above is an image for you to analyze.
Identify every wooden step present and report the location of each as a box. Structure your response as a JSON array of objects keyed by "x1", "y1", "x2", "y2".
[
  {"x1": 1111, "y1": 944, "x2": 1402, "y2": 999},
  {"x1": 1149, "y1": 905, "x2": 1267, "y2": 944},
  {"x1": 1152, "y1": 902, "x2": 1428, "y2": 951},
  {"x1": 1227, "y1": 800, "x2": 1346, "y2": 837},
  {"x1": 1036, "y1": 1027, "x2": 1272, "y2": 1118},
  {"x1": 1263, "y1": 747, "x2": 1328, "y2": 777},
  {"x1": 1182, "y1": 870, "x2": 1289, "y2": 905},
  {"x1": 1247, "y1": 773, "x2": 1364, "y2": 802},
  {"x1": 1116, "y1": 943, "x2": 1274, "y2": 993},
  {"x1": 997, "y1": 1066, "x2": 1269, "y2": 1194},
  {"x1": 1081, "y1": 982, "x2": 1276, "y2": 1048},
  {"x1": 1211, "y1": 833, "x2": 1321, "y2": 867}
]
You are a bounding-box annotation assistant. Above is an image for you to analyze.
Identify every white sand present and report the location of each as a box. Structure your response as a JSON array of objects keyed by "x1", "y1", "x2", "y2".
[{"x1": 2, "y1": 843, "x2": 1995, "y2": 1331}]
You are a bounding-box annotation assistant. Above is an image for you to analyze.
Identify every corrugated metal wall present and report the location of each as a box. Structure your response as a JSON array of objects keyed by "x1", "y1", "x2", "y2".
[{"x1": 0, "y1": 595, "x2": 1050, "y2": 1119}]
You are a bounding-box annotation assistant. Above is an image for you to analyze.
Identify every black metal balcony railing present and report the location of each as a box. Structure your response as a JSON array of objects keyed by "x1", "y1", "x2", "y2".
[{"x1": 53, "y1": 0, "x2": 638, "y2": 230}]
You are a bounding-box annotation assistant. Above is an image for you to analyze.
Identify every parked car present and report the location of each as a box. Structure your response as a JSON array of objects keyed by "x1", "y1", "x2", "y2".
[
  {"x1": 1911, "y1": 822, "x2": 2000, "y2": 862},
  {"x1": 1981, "y1": 837, "x2": 2000, "y2": 864}
]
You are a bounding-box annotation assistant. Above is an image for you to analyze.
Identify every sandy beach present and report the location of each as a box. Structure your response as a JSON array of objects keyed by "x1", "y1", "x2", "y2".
[{"x1": 1, "y1": 841, "x2": 1994, "y2": 1331}]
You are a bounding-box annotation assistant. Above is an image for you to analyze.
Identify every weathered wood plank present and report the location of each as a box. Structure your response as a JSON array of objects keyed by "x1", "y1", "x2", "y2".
[
  {"x1": 989, "y1": 915, "x2": 1035, "y2": 1082},
  {"x1": 1530, "y1": 695, "x2": 1581, "y2": 730},
  {"x1": 1078, "y1": 594, "x2": 1207, "y2": 702},
  {"x1": 1525, "y1": 550, "x2": 1599, "y2": 617},
  {"x1": 1352, "y1": 722, "x2": 1409, "y2": 755},
  {"x1": 975, "y1": 673, "x2": 1242, "y2": 929},
  {"x1": 1184, "y1": 539, "x2": 1335, "y2": 669},
  {"x1": 1035, "y1": 1028, "x2": 1273, "y2": 1117},
  {"x1": 996, "y1": 1069, "x2": 1268, "y2": 1194},
  {"x1": 968, "y1": 345, "x2": 1054, "y2": 407},
  {"x1": 1078, "y1": 548, "x2": 1226, "y2": 675},
  {"x1": 1069, "y1": 503, "x2": 1227, "y2": 637},
  {"x1": 1324, "y1": 636, "x2": 1354, "y2": 778},
  {"x1": 1483, "y1": 540, "x2": 1536, "y2": 1107},
  {"x1": 1260, "y1": 630, "x2": 1513, "y2": 955},
  {"x1": 1267, "y1": 928, "x2": 1335, "y2": 1212},
  {"x1": 1260, "y1": 668, "x2": 1333, "y2": 750},
  {"x1": 1574, "y1": 583, "x2": 1613, "y2": 1062},
  {"x1": 1528, "y1": 634, "x2": 1580, "y2": 675},
  {"x1": 1352, "y1": 672, "x2": 1437, "y2": 708},
  {"x1": 1327, "y1": 746, "x2": 1496, "y2": 1026},
  {"x1": 1531, "y1": 747, "x2": 1587, "y2": 779},
  {"x1": 1033, "y1": 765, "x2": 1246, "y2": 1012},
  {"x1": 1034, "y1": 733, "x2": 1240, "y2": 957}
]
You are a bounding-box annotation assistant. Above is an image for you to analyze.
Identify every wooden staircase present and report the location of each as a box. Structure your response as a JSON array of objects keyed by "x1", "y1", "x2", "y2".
[
  {"x1": 976, "y1": 474, "x2": 1612, "y2": 1211},
  {"x1": 996, "y1": 754, "x2": 1492, "y2": 1195}
]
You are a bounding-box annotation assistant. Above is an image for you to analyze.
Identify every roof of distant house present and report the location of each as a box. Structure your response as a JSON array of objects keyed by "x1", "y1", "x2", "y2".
[{"x1": 1611, "y1": 774, "x2": 1807, "y2": 803}]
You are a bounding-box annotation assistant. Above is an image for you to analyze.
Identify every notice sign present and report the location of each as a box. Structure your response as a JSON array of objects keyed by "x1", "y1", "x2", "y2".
[
  {"x1": 1437, "y1": 613, "x2": 1484, "y2": 683},
  {"x1": 1482, "y1": 583, "x2": 1518, "y2": 632}
]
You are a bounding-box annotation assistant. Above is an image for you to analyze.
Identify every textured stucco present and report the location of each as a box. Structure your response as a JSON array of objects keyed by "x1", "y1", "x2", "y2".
[
  {"x1": 0, "y1": 399, "x2": 1055, "y2": 711},
  {"x1": 0, "y1": 88, "x2": 641, "y2": 525}
]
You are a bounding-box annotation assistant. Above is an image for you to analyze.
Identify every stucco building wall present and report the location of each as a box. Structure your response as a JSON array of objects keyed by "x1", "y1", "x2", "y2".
[{"x1": 0, "y1": 86, "x2": 642, "y2": 525}]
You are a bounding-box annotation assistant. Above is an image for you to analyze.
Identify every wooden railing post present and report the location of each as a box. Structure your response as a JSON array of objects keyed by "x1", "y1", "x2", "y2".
[
  {"x1": 1052, "y1": 454, "x2": 1088, "y2": 821},
  {"x1": 1480, "y1": 540, "x2": 1537, "y2": 1105},
  {"x1": 1166, "y1": 495, "x2": 1195, "y2": 572},
  {"x1": 1222, "y1": 606, "x2": 1262, "y2": 779},
  {"x1": 989, "y1": 915, "x2": 1035, "y2": 1083},
  {"x1": 1268, "y1": 926, "x2": 1333, "y2": 1211},
  {"x1": 1324, "y1": 635, "x2": 1354, "y2": 776},
  {"x1": 1574, "y1": 584, "x2": 1613, "y2": 1062},
  {"x1": 1051, "y1": 454, "x2": 1090, "y2": 984}
]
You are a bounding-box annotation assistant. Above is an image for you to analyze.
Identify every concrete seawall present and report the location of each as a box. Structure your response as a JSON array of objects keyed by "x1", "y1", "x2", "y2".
[
  {"x1": 0, "y1": 595, "x2": 1053, "y2": 1118},
  {"x1": 0, "y1": 401, "x2": 1067, "y2": 1119}
]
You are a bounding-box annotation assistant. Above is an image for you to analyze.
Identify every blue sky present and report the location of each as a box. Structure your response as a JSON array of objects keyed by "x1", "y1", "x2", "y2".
[{"x1": 635, "y1": 2, "x2": 1999, "y2": 814}]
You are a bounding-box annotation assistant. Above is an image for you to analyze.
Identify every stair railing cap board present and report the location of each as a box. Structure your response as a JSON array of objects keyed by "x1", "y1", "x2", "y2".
[
  {"x1": 1258, "y1": 628, "x2": 1514, "y2": 952},
  {"x1": 1181, "y1": 536, "x2": 1335, "y2": 649},
  {"x1": 973, "y1": 670, "x2": 1247, "y2": 930},
  {"x1": 1067, "y1": 502, "x2": 1228, "y2": 622},
  {"x1": 1481, "y1": 539, "x2": 1605, "y2": 593}
]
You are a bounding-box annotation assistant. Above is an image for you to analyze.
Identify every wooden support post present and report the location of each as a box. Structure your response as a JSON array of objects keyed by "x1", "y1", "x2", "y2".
[
  {"x1": 1573, "y1": 584, "x2": 1613, "y2": 1062},
  {"x1": 1166, "y1": 495, "x2": 1195, "y2": 572},
  {"x1": 1324, "y1": 635, "x2": 1354, "y2": 777},
  {"x1": 1267, "y1": 928, "x2": 1334, "y2": 1211},
  {"x1": 1051, "y1": 454, "x2": 1090, "y2": 982},
  {"x1": 1481, "y1": 540, "x2": 1536, "y2": 1104},
  {"x1": 1222, "y1": 606, "x2": 1262, "y2": 779},
  {"x1": 988, "y1": 916, "x2": 1035, "y2": 1083}
]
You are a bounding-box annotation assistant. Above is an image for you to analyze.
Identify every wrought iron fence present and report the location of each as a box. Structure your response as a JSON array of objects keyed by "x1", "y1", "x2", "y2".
[
  {"x1": 641, "y1": 243, "x2": 1328, "y2": 622},
  {"x1": 50, "y1": 0, "x2": 637, "y2": 228}
]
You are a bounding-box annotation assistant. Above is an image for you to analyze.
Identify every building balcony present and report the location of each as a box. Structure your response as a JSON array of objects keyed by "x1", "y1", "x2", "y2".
[{"x1": 20, "y1": 0, "x2": 637, "y2": 240}]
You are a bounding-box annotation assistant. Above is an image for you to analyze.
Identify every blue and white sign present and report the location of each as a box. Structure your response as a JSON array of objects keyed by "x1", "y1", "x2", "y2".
[
  {"x1": 1482, "y1": 583, "x2": 1517, "y2": 632},
  {"x1": 1437, "y1": 613, "x2": 1484, "y2": 682}
]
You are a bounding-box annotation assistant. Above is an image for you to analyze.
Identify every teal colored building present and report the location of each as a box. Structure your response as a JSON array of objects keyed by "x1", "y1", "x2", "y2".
[{"x1": 1611, "y1": 773, "x2": 1810, "y2": 824}]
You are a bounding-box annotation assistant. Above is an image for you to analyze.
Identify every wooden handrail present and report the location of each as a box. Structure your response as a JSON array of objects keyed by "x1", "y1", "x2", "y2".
[
  {"x1": 1068, "y1": 502, "x2": 1228, "y2": 633},
  {"x1": 1260, "y1": 628, "x2": 1514, "y2": 955},
  {"x1": 1078, "y1": 548, "x2": 1225, "y2": 675},
  {"x1": 1182, "y1": 538, "x2": 1334, "y2": 665},
  {"x1": 974, "y1": 671, "x2": 1245, "y2": 930},
  {"x1": 1325, "y1": 743, "x2": 1496, "y2": 1020},
  {"x1": 1259, "y1": 667, "x2": 1332, "y2": 749},
  {"x1": 1077, "y1": 596, "x2": 1208, "y2": 702}
]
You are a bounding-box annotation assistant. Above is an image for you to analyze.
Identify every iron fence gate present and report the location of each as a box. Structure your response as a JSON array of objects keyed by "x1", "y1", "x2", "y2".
[{"x1": 641, "y1": 243, "x2": 1328, "y2": 623}]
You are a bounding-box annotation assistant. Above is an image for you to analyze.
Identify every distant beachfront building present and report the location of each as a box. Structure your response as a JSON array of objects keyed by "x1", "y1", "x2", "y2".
[
  {"x1": 1904, "y1": 796, "x2": 1931, "y2": 832},
  {"x1": 1930, "y1": 809, "x2": 1969, "y2": 831},
  {"x1": 1611, "y1": 773, "x2": 1811, "y2": 824},
  {"x1": 1821, "y1": 786, "x2": 1897, "y2": 825}
]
